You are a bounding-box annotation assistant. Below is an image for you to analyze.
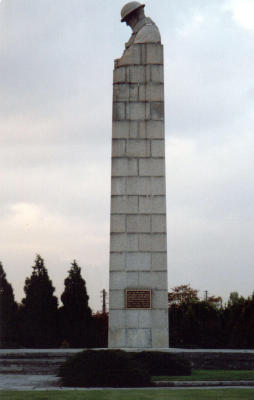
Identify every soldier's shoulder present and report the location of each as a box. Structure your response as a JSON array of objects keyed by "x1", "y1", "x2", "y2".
[{"x1": 134, "y1": 21, "x2": 161, "y2": 44}]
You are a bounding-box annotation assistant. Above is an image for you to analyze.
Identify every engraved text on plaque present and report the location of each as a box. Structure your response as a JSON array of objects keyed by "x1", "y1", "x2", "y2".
[{"x1": 126, "y1": 289, "x2": 152, "y2": 309}]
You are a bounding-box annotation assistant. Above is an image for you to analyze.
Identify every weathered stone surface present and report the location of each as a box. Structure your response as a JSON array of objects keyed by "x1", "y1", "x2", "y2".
[
  {"x1": 109, "y1": 309, "x2": 126, "y2": 328},
  {"x1": 129, "y1": 121, "x2": 139, "y2": 138},
  {"x1": 111, "y1": 177, "x2": 126, "y2": 195},
  {"x1": 151, "y1": 102, "x2": 164, "y2": 120},
  {"x1": 113, "y1": 67, "x2": 126, "y2": 83},
  {"x1": 113, "y1": 102, "x2": 126, "y2": 120},
  {"x1": 126, "y1": 328, "x2": 152, "y2": 348},
  {"x1": 125, "y1": 310, "x2": 139, "y2": 328},
  {"x1": 126, "y1": 252, "x2": 151, "y2": 271},
  {"x1": 110, "y1": 272, "x2": 127, "y2": 290},
  {"x1": 126, "y1": 177, "x2": 165, "y2": 195},
  {"x1": 126, "y1": 215, "x2": 150, "y2": 233},
  {"x1": 114, "y1": 84, "x2": 129, "y2": 101},
  {"x1": 111, "y1": 195, "x2": 138, "y2": 213},
  {"x1": 139, "y1": 233, "x2": 167, "y2": 252},
  {"x1": 139, "y1": 158, "x2": 165, "y2": 176},
  {"x1": 138, "y1": 83, "x2": 163, "y2": 102},
  {"x1": 151, "y1": 215, "x2": 167, "y2": 232},
  {"x1": 110, "y1": 233, "x2": 139, "y2": 252},
  {"x1": 126, "y1": 310, "x2": 152, "y2": 328},
  {"x1": 137, "y1": 310, "x2": 153, "y2": 328},
  {"x1": 139, "y1": 195, "x2": 166, "y2": 213},
  {"x1": 151, "y1": 140, "x2": 165, "y2": 157},
  {"x1": 152, "y1": 309, "x2": 169, "y2": 327},
  {"x1": 152, "y1": 328, "x2": 169, "y2": 348},
  {"x1": 151, "y1": 252, "x2": 167, "y2": 271},
  {"x1": 139, "y1": 120, "x2": 164, "y2": 139},
  {"x1": 127, "y1": 66, "x2": 146, "y2": 83},
  {"x1": 129, "y1": 84, "x2": 139, "y2": 101},
  {"x1": 126, "y1": 139, "x2": 150, "y2": 157},
  {"x1": 146, "y1": 43, "x2": 163, "y2": 64},
  {"x1": 139, "y1": 272, "x2": 168, "y2": 290},
  {"x1": 151, "y1": 65, "x2": 164, "y2": 83},
  {"x1": 126, "y1": 272, "x2": 140, "y2": 288},
  {"x1": 112, "y1": 139, "x2": 126, "y2": 157},
  {"x1": 109, "y1": 290, "x2": 125, "y2": 309},
  {"x1": 112, "y1": 158, "x2": 138, "y2": 177},
  {"x1": 110, "y1": 214, "x2": 126, "y2": 232},
  {"x1": 126, "y1": 102, "x2": 146, "y2": 120},
  {"x1": 108, "y1": 328, "x2": 126, "y2": 348},
  {"x1": 112, "y1": 121, "x2": 129, "y2": 139},
  {"x1": 152, "y1": 290, "x2": 169, "y2": 307},
  {"x1": 135, "y1": 22, "x2": 161, "y2": 45},
  {"x1": 110, "y1": 252, "x2": 125, "y2": 271},
  {"x1": 117, "y1": 44, "x2": 141, "y2": 66}
]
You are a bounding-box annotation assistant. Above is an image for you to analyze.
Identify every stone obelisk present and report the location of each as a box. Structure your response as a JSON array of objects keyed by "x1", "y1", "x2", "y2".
[{"x1": 109, "y1": 2, "x2": 168, "y2": 348}]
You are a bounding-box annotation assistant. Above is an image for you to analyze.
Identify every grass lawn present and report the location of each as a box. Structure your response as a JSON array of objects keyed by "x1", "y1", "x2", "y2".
[
  {"x1": 1, "y1": 389, "x2": 254, "y2": 400},
  {"x1": 153, "y1": 370, "x2": 254, "y2": 381}
]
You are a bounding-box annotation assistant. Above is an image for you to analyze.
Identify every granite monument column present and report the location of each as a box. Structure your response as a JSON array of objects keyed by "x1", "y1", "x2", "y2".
[{"x1": 109, "y1": 2, "x2": 168, "y2": 348}]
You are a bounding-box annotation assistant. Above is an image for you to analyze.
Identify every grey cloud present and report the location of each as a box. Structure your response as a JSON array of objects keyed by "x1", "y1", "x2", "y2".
[{"x1": 164, "y1": 8, "x2": 254, "y2": 141}]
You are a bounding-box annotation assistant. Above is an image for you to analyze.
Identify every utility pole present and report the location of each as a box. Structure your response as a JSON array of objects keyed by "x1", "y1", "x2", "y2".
[
  {"x1": 204, "y1": 290, "x2": 208, "y2": 301},
  {"x1": 100, "y1": 289, "x2": 107, "y2": 314}
]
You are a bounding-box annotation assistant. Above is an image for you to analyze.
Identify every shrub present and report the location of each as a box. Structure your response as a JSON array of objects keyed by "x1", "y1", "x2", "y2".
[
  {"x1": 133, "y1": 351, "x2": 191, "y2": 376},
  {"x1": 132, "y1": 351, "x2": 191, "y2": 376},
  {"x1": 59, "y1": 350, "x2": 151, "y2": 387}
]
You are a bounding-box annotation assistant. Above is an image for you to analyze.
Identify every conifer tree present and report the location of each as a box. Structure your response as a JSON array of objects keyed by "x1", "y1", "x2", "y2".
[
  {"x1": 0, "y1": 261, "x2": 18, "y2": 347},
  {"x1": 60, "y1": 260, "x2": 93, "y2": 348},
  {"x1": 21, "y1": 255, "x2": 58, "y2": 348}
]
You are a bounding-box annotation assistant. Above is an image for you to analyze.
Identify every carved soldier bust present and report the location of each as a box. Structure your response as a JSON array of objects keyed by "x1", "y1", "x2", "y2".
[
  {"x1": 115, "y1": 2, "x2": 161, "y2": 67},
  {"x1": 121, "y1": 1, "x2": 161, "y2": 48}
]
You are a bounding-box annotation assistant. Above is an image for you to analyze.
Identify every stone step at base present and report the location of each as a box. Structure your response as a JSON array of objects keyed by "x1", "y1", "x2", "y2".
[
  {"x1": 0, "y1": 350, "x2": 80, "y2": 375},
  {"x1": 0, "y1": 358, "x2": 66, "y2": 374}
]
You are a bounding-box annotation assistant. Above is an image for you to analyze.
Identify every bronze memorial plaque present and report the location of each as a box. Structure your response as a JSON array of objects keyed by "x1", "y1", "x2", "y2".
[{"x1": 126, "y1": 289, "x2": 152, "y2": 309}]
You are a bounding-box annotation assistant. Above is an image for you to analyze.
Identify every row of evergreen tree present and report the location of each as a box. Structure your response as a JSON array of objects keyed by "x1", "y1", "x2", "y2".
[
  {"x1": 168, "y1": 285, "x2": 254, "y2": 349},
  {"x1": 0, "y1": 255, "x2": 107, "y2": 348},
  {"x1": 1, "y1": 259, "x2": 254, "y2": 349}
]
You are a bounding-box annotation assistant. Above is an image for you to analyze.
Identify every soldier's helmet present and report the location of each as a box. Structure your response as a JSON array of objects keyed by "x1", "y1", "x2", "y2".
[{"x1": 121, "y1": 1, "x2": 145, "y2": 22}]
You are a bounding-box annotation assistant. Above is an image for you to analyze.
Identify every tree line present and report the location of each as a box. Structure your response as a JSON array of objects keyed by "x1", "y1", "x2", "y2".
[
  {"x1": 1, "y1": 258, "x2": 254, "y2": 349},
  {"x1": 0, "y1": 255, "x2": 107, "y2": 348},
  {"x1": 168, "y1": 284, "x2": 254, "y2": 349}
]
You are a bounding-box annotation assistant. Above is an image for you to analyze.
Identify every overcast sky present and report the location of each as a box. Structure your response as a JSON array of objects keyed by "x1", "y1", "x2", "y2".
[{"x1": 0, "y1": 0, "x2": 254, "y2": 312}]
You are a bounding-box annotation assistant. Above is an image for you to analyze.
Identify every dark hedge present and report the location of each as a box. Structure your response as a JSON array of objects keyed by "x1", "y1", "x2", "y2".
[
  {"x1": 59, "y1": 350, "x2": 152, "y2": 387},
  {"x1": 59, "y1": 350, "x2": 191, "y2": 387},
  {"x1": 133, "y1": 351, "x2": 191, "y2": 376}
]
